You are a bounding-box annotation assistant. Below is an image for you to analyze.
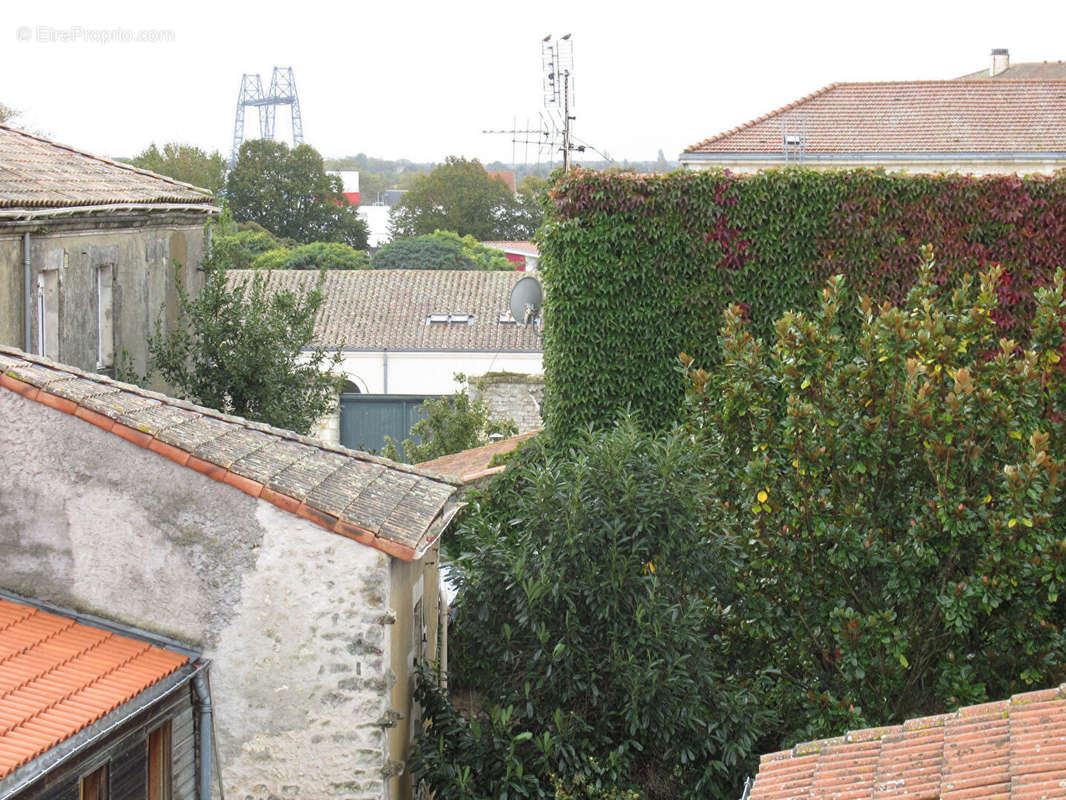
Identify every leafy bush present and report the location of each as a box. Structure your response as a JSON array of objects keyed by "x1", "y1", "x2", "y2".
[
  {"x1": 685, "y1": 249, "x2": 1066, "y2": 745},
  {"x1": 435, "y1": 419, "x2": 772, "y2": 799},
  {"x1": 539, "y1": 168, "x2": 1066, "y2": 441},
  {"x1": 212, "y1": 227, "x2": 284, "y2": 270},
  {"x1": 383, "y1": 374, "x2": 516, "y2": 463},
  {"x1": 250, "y1": 241, "x2": 371, "y2": 271},
  {"x1": 372, "y1": 230, "x2": 512, "y2": 270}
]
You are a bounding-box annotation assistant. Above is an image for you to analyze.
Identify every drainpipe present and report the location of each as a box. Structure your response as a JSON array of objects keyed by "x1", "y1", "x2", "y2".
[
  {"x1": 192, "y1": 669, "x2": 214, "y2": 800},
  {"x1": 23, "y1": 232, "x2": 31, "y2": 352},
  {"x1": 382, "y1": 348, "x2": 388, "y2": 394},
  {"x1": 438, "y1": 586, "x2": 449, "y2": 690}
]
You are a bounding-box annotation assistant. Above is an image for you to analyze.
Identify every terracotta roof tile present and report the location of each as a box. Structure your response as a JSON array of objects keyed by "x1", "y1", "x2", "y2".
[
  {"x1": 0, "y1": 346, "x2": 460, "y2": 560},
  {"x1": 417, "y1": 430, "x2": 539, "y2": 483},
  {"x1": 225, "y1": 270, "x2": 542, "y2": 352},
  {"x1": 0, "y1": 598, "x2": 189, "y2": 780},
  {"x1": 684, "y1": 81, "x2": 1066, "y2": 156},
  {"x1": 0, "y1": 125, "x2": 212, "y2": 208},
  {"x1": 749, "y1": 684, "x2": 1066, "y2": 800}
]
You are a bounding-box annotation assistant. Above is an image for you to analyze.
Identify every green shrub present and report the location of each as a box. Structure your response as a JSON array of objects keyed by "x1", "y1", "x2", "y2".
[
  {"x1": 372, "y1": 230, "x2": 512, "y2": 270},
  {"x1": 685, "y1": 248, "x2": 1066, "y2": 745},
  {"x1": 439, "y1": 419, "x2": 773, "y2": 799},
  {"x1": 249, "y1": 241, "x2": 370, "y2": 271}
]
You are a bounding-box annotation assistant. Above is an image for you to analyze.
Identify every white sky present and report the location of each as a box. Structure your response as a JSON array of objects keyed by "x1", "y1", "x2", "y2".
[{"x1": 3, "y1": 0, "x2": 1066, "y2": 167}]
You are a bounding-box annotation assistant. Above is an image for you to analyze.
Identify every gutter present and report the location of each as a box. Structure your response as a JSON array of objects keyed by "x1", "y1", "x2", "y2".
[
  {"x1": 192, "y1": 670, "x2": 215, "y2": 800},
  {"x1": 680, "y1": 151, "x2": 1066, "y2": 164},
  {"x1": 0, "y1": 202, "x2": 219, "y2": 221}
]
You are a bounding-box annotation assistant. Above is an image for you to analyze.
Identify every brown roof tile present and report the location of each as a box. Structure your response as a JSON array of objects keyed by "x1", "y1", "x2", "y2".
[
  {"x1": 225, "y1": 269, "x2": 542, "y2": 352},
  {"x1": 0, "y1": 126, "x2": 213, "y2": 209},
  {"x1": 0, "y1": 347, "x2": 461, "y2": 560},
  {"x1": 684, "y1": 81, "x2": 1066, "y2": 156},
  {"x1": 0, "y1": 597, "x2": 190, "y2": 780},
  {"x1": 417, "y1": 430, "x2": 539, "y2": 483},
  {"x1": 749, "y1": 684, "x2": 1066, "y2": 800}
]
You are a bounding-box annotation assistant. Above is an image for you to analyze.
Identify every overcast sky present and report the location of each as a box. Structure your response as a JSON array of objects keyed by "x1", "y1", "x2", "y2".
[{"x1": 3, "y1": 0, "x2": 1066, "y2": 167}]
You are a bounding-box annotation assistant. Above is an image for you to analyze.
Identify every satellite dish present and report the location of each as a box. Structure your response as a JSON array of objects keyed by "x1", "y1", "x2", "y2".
[{"x1": 509, "y1": 276, "x2": 543, "y2": 326}]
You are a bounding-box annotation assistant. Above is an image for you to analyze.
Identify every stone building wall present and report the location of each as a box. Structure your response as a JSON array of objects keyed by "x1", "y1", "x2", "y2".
[
  {"x1": 471, "y1": 372, "x2": 544, "y2": 433},
  {"x1": 0, "y1": 388, "x2": 402, "y2": 800}
]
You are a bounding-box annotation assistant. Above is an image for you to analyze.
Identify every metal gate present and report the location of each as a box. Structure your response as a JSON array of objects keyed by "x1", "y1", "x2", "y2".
[{"x1": 338, "y1": 394, "x2": 436, "y2": 459}]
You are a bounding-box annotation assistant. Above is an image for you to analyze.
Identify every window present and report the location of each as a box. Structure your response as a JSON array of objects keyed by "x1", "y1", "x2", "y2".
[
  {"x1": 147, "y1": 721, "x2": 172, "y2": 800},
  {"x1": 37, "y1": 269, "x2": 59, "y2": 360},
  {"x1": 80, "y1": 764, "x2": 108, "y2": 800},
  {"x1": 96, "y1": 264, "x2": 114, "y2": 370}
]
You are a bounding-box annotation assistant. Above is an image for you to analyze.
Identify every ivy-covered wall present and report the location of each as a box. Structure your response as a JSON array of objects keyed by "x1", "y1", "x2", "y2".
[{"x1": 538, "y1": 168, "x2": 1066, "y2": 439}]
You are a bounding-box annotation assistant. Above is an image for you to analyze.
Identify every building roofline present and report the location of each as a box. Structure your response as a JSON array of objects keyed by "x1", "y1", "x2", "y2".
[
  {"x1": 680, "y1": 151, "x2": 1066, "y2": 162},
  {"x1": 0, "y1": 347, "x2": 462, "y2": 561},
  {"x1": 0, "y1": 125, "x2": 215, "y2": 201}
]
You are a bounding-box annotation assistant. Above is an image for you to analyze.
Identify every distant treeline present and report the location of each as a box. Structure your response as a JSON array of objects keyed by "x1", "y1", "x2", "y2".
[{"x1": 324, "y1": 153, "x2": 680, "y2": 205}]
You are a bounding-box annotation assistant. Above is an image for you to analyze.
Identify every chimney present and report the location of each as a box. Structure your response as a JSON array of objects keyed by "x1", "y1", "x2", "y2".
[{"x1": 990, "y1": 48, "x2": 1009, "y2": 77}]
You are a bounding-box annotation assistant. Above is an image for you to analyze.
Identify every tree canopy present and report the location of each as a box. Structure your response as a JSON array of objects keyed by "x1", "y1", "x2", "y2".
[
  {"x1": 137, "y1": 258, "x2": 342, "y2": 435},
  {"x1": 226, "y1": 140, "x2": 369, "y2": 248},
  {"x1": 129, "y1": 142, "x2": 227, "y2": 195},
  {"x1": 251, "y1": 241, "x2": 370, "y2": 271},
  {"x1": 686, "y1": 249, "x2": 1066, "y2": 746},
  {"x1": 372, "y1": 230, "x2": 511, "y2": 270},
  {"x1": 389, "y1": 156, "x2": 528, "y2": 240}
]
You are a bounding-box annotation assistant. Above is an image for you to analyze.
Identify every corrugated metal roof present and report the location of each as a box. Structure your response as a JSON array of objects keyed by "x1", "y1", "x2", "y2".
[
  {"x1": 684, "y1": 81, "x2": 1066, "y2": 156},
  {"x1": 224, "y1": 270, "x2": 542, "y2": 352},
  {"x1": 0, "y1": 125, "x2": 213, "y2": 208},
  {"x1": 0, "y1": 347, "x2": 462, "y2": 561},
  {"x1": 0, "y1": 597, "x2": 190, "y2": 780},
  {"x1": 749, "y1": 684, "x2": 1066, "y2": 800}
]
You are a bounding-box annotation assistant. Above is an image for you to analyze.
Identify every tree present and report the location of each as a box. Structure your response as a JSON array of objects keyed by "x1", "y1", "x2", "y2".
[
  {"x1": 129, "y1": 142, "x2": 227, "y2": 194},
  {"x1": 496, "y1": 175, "x2": 548, "y2": 240},
  {"x1": 0, "y1": 103, "x2": 18, "y2": 125},
  {"x1": 251, "y1": 241, "x2": 371, "y2": 271},
  {"x1": 226, "y1": 140, "x2": 369, "y2": 248},
  {"x1": 389, "y1": 156, "x2": 519, "y2": 240},
  {"x1": 140, "y1": 258, "x2": 342, "y2": 435},
  {"x1": 416, "y1": 419, "x2": 772, "y2": 800},
  {"x1": 684, "y1": 248, "x2": 1066, "y2": 746},
  {"x1": 383, "y1": 374, "x2": 516, "y2": 462},
  {"x1": 372, "y1": 230, "x2": 511, "y2": 270}
]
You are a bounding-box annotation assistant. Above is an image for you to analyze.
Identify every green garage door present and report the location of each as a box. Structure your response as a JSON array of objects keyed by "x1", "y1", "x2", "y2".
[{"x1": 339, "y1": 394, "x2": 437, "y2": 459}]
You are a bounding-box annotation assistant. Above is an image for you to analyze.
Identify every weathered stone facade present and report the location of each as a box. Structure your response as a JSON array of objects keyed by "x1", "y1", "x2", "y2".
[
  {"x1": 0, "y1": 212, "x2": 208, "y2": 384},
  {"x1": 0, "y1": 386, "x2": 441, "y2": 800},
  {"x1": 471, "y1": 372, "x2": 544, "y2": 434}
]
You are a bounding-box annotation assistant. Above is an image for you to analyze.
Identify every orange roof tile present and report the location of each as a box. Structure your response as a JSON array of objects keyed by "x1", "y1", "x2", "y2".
[
  {"x1": 0, "y1": 598, "x2": 189, "y2": 780},
  {"x1": 684, "y1": 81, "x2": 1066, "y2": 156},
  {"x1": 749, "y1": 684, "x2": 1066, "y2": 800},
  {"x1": 417, "y1": 430, "x2": 539, "y2": 483}
]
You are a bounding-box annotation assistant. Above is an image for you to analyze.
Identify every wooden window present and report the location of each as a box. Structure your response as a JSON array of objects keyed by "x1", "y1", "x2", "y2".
[
  {"x1": 96, "y1": 264, "x2": 114, "y2": 370},
  {"x1": 147, "y1": 722, "x2": 172, "y2": 800},
  {"x1": 80, "y1": 764, "x2": 108, "y2": 800},
  {"x1": 37, "y1": 269, "x2": 59, "y2": 360}
]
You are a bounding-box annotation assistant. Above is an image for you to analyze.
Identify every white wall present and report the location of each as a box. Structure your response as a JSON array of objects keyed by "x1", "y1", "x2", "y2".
[
  {"x1": 357, "y1": 206, "x2": 391, "y2": 248},
  {"x1": 337, "y1": 350, "x2": 543, "y2": 395}
]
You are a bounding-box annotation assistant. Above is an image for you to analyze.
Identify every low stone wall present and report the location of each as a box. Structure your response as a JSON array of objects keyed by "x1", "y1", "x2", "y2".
[{"x1": 471, "y1": 372, "x2": 544, "y2": 434}]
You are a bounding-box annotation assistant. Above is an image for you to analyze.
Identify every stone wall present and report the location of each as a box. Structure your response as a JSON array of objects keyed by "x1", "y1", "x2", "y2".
[
  {"x1": 0, "y1": 389, "x2": 407, "y2": 800},
  {"x1": 471, "y1": 372, "x2": 544, "y2": 433},
  {"x1": 0, "y1": 213, "x2": 208, "y2": 384}
]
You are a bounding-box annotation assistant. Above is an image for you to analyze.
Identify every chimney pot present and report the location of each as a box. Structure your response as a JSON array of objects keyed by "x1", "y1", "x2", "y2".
[{"x1": 990, "y1": 48, "x2": 1009, "y2": 77}]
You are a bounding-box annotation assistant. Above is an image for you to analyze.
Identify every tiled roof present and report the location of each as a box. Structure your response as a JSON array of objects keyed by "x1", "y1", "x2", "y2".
[
  {"x1": 749, "y1": 683, "x2": 1066, "y2": 800},
  {"x1": 0, "y1": 125, "x2": 213, "y2": 208},
  {"x1": 0, "y1": 347, "x2": 462, "y2": 561},
  {"x1": 958, "y1": 61, "x2": 1066, "y2": 80},
  {"x1": 482, "y1": 241, "x2": 540, "y2": 256},
  {"x1": 225, "y1": 270, "x2": 542, "y2": 352},
  {"x1": 684, "y1": 81, "x2": 1066, "y2": 155},
  {"x1": 417, "y1": 430, "x2": 539, "y2": 483},
  {"x1": 0, "y1": 597, "x2": 190, "y2": 780}
]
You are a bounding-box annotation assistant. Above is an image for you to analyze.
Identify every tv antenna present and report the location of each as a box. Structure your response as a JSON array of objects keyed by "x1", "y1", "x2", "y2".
[
  {"x1": 509, "y1": 276, "x2": 544, "y2": 328},
  {"x1": 230, "y1": 66, "x2": 304, "y2": 168},
  {"x1": 542, "y1": 34, "x2": 582, "y2": 171}
]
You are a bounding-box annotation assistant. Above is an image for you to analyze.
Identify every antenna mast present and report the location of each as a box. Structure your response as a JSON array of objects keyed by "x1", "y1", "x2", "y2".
[
  {"x1": 230, "y1": 66, "x2": 304, "y2": 168},
  {"x1": 542, "y1": 34, "x2": 580, "y2": 171}
]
